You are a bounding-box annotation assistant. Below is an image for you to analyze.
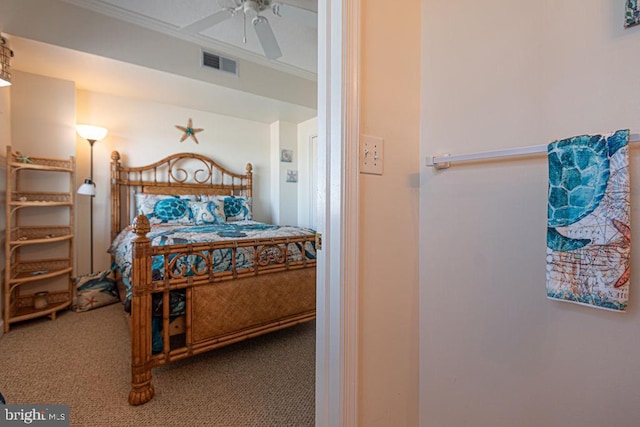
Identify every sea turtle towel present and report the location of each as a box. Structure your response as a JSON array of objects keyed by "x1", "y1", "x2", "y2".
[{"x1": 546, "y1": 130, "x2": 630, "y2": 311}]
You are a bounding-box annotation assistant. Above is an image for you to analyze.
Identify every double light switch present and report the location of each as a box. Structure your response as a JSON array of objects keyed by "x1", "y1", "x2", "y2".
[{"x1": 360, "y1": 135, "x2": 384, "y2": 175}]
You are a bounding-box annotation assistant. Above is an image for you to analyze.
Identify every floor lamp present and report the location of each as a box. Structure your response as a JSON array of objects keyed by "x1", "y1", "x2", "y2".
[{"x1": 76, "y1": 124, "x2": 108, "y2": 274}]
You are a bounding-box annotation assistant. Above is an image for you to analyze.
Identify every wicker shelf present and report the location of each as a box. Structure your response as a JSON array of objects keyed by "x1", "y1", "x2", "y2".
[
  {"x1": 8, "y1": 154, "x2": 73, "y2": 171},
  {"x1": 4, "y1": 146, "x2": 76, "y2": 332},
  {"x1": 9, "y1": 226, "x2": 74, "y2": 246},
  {"x1": 10, "y1": 191, "x2": 73, "y2": 204},
  {"x1": 9, "y1": 291, "x2": 72, "y2": 324},
  {"x1": 8, "y1": 259, "x2": 74, "y2": 286}
]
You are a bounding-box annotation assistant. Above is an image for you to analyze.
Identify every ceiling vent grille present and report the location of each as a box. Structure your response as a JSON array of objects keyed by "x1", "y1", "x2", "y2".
[{"x1": 202, "y1": 51, "x2": 238, "y2": 76}]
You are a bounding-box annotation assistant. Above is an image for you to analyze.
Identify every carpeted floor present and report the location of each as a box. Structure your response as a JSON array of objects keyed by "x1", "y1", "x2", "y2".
[{"x1": 0, "y1": 303, "x2": 315, "y2": 426}]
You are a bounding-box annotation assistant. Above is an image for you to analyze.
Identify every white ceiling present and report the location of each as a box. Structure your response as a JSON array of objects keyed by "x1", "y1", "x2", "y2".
[
  {"x1": 63, "y1": 0, "x2": 318, "y2": 76},
  {"x1": 9, "y1": 35, "x2": 317, "y2": 124}
]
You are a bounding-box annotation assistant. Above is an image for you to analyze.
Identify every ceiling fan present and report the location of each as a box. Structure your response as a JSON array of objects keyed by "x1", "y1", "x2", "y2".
[{"x1": 181, "y1": 0, "x2": 317, "y2": 60}]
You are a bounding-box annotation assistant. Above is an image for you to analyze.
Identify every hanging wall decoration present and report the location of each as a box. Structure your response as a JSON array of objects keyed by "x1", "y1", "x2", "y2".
[
  {"x1": 280, "y1": 149, "x2": 293, "y2": 162},
  {"x1": 175, "y1": 118, "x2": 204, "y2": 144},
  {"x1": 546, "y1": 130, "x2": 631, "y2": 312},
  {"x1": 625, "y1": 0, "x2": 640, "y2": 27}
]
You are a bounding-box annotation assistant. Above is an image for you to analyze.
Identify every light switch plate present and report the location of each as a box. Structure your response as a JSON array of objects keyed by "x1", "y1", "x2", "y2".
[{"x1": 360, "y1": 135, "x2": 383, "y2": 175}]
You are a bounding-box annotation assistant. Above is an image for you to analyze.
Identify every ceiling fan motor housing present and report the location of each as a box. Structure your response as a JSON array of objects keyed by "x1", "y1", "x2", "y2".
[{"x1": 240, "y1": 0, "x2": 270, "y2": 15}]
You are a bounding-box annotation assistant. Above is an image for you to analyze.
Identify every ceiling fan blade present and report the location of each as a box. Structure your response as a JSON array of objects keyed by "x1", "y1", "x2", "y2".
[
  {"x1": 272, "y1": 2, "x2": 317, "y2": 28},
  {"x1": 253, "y1": 16, "x2": 282, "y2": 60},
  {"x1": 181, "y1": 9, "x2": 234, "y2": 35}
]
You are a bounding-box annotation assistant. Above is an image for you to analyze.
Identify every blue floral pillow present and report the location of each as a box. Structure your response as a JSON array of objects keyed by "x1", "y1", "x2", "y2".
[
  {"x1": 223, "y1": 196, "x2": 252, "y2": 222},
  {"x1": 135, "y1": 194, "x2": 195, "y2": 225},
  {"x1": 189, "y1": 200, "x2": 225, "y2": 225}
]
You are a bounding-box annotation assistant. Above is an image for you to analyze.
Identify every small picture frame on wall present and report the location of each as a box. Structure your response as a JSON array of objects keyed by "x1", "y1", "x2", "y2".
[
  {"x1": 280, "y1": 149, "x2": 293, "y2": 163},
  {"x1": 286, "y1": 170, "x2": 298, "y2": 183},
  {"x1": 625, "y1": 0, "x2": 640, "y2": 27}
]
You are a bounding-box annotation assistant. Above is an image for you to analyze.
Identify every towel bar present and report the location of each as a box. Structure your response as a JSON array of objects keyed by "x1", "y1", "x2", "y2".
[{"x1": 427, "y1": 132, "x2": 640, "y2": 169}]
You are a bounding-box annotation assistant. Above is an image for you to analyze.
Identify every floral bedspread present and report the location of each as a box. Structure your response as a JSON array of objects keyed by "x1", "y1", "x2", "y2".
[{"x1": 109, "y1": 220, "x2": 316, "y2": 302}]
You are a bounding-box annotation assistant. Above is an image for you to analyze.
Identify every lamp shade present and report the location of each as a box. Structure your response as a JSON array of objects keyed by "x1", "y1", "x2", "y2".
[
  {"x1": 76, "y1": 125, "x2": 108, "y2": 142},
  {"x1": 77, "y1": 179, "x2": 96, "y2": 196}
]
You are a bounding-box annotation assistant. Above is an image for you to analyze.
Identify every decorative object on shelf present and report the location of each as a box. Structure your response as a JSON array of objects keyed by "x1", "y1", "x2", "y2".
[
  {"x1": 12, "y1": 151, "x2": 33, "y2": 164},
  {"x1": 33, "y1": 292, "x2": 49, "y2": 310},
  {"x1": 175, "y1": 118, "x2": 204, "y2": 144},
  {"x1": 280, "y1": 149, "x2": 293, "y2": 162},
  {"x1": 76, "y1": 124, "x2": 108, "y2": 274},
  {"x1": 0, "y1": 36, "x2": 13, "y2": 87},
  {"x1": 626, "y1": 0, "x2": 640, "y2": 27},
  {"x1": 286, "y1": 169, "x2": 298, "y2": 183}
]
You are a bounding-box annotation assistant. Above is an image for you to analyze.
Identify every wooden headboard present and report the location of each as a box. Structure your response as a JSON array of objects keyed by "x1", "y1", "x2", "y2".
[{"x1": 110, "y1": 151, "x2": 252, "y2": 241}]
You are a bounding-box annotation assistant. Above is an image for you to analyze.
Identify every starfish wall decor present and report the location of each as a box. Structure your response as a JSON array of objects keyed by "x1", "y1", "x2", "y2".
[{"x1": 175, "y1": 118, "x2": 204, "y2": 144}]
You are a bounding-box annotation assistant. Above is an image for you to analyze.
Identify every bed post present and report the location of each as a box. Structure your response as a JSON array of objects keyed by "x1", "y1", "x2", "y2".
[
  {"x1": 246, "y1": 163, "x2": 252, "y2": 198},
  {"x1": 128, "y1": 214, "x2": 155, "y2": 406},
  {"x1": 111, "y1": 151, "x2": 121, "y2": 243}
]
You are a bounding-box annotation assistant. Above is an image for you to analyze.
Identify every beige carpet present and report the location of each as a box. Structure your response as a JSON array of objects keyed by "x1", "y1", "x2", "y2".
[{"x1": 0, "y1": 303, "x2": 315, "y2": 426}]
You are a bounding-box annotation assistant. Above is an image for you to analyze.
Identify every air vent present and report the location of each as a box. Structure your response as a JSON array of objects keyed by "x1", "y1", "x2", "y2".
[{"x1": 202, "y1": 51, "x2": 238, "y2": 76}]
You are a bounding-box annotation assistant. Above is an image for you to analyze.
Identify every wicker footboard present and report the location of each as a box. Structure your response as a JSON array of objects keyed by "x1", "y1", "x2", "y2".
[{"x1": 127, "y1": 215, "x2": 317, "y2": 405}]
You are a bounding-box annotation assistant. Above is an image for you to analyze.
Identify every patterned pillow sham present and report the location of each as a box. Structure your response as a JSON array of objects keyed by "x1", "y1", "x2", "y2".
[
  {"x1": 201, "y1": 195, "x2": 253, "y2": 221},
  {"x1": 135, "y1": 193, "x2": 195, "y2": 225},
  {"x1": 222, "y1": 196, "x2": 253, "y2": 221},
  {"x1": 73, "y1": 267, "x2": 119, "y2": 312},
  {"x1": 189, "y1": 200, "x2": 226, "y2": 225}
]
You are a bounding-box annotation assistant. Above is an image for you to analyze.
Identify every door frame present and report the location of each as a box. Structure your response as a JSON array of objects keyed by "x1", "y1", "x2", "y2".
[
  {"x1": 309, "y1": 135, "x2": 318, "y2": 229},
  {"x1": 316, "y1": 0, "x2": 360, "y2": 425}
]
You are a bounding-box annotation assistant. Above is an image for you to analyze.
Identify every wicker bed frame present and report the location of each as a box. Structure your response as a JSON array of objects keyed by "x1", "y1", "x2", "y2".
[{"x1": 110, "y1": 151, "x2": 316, "y2": 405}]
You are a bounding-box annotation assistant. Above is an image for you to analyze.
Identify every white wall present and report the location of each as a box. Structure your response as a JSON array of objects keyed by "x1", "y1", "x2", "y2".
[
  {"x1": 269, "y1": 120, "x2": 299, "y2": 226},
  {"x1": 421, "y1": 1, "x2": 640, "y2": 426},
  {"x1": 359, "y1": 1, "x2": 421, "y2": 425},
  {"x1": 76, "y1": 90, "x2": 272, "y2": 274},
  {"x1": 297, "y1": 116, "x2": 318, "y2": 229}
]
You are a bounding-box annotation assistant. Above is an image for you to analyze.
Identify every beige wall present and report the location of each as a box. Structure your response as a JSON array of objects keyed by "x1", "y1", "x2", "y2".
[
  {"x1": 5, "y1": 71, "x2": 76, "y2": 301},
  {"x1": 421, "y1": 1, "x2": 640, "y2": 426},
  {"x1": 75, "y1": 90, "x2": 273, "y2": 274},
  {"x1": 359, "y1": 0, "x2": 421, "y2": 425}
]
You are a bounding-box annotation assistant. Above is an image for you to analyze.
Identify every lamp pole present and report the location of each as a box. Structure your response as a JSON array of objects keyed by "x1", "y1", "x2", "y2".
[
  {"x1": 88, "y1": 139, "x2": 95, "y2": 274},
  {"x1": 76, "y1": 124, "x2": 107, "y2": 275}
]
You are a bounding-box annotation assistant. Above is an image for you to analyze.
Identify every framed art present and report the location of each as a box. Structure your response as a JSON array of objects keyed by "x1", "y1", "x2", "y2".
[
  {"x1": 625, "y1": 0, "x2": 640, "y2": 27},
  {"x1": 286, "y1": 170, "x2": 298, "y2": 183},
  {"x1": 280, "y1": 149, "x2": 293, "y2": 162}
]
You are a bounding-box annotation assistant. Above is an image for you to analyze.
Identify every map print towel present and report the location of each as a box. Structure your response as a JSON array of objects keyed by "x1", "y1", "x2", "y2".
[{"x1": 546, "y1": 130, "x2": 630, "y2": 311}]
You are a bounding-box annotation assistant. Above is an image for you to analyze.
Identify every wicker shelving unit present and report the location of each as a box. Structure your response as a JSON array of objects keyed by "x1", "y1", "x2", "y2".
[{"x1": 4, "y1": 146, "x2": 75, "y2": 332}]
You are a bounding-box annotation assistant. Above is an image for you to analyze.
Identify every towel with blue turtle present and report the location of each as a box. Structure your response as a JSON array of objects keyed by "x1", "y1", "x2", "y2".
[{"x1": 546, "y1": 129, "x2": 630, "y2": 311}]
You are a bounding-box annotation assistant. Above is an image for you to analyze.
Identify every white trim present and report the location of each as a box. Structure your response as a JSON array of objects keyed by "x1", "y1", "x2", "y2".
[
  {"x1": 315, "y1": 0, "x2": 360, "y2": 425},
  {"x1": 343, "y1": 0, "x2": 361, "y2": 424},
  {"x1": 309, "y1": 135, "x2": 318, "y2": 229}
]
